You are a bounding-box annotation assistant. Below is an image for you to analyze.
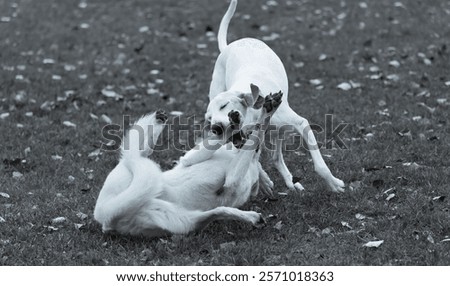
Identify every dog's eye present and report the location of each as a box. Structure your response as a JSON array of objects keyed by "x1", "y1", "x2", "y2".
[{"x1": 219, "y1": 102, "x2": 229, "y2": 110}]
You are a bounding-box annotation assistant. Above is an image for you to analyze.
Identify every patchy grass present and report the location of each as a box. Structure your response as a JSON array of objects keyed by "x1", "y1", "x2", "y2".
[{"x1": 1, "y1": 0, "x2": 450, "y2": 265}]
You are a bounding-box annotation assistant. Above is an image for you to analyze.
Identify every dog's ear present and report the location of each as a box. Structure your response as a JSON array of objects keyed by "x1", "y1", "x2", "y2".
[
  {"x1": 250, "y1": 83, "x2": 265, "y2": 109},
  {"x1": 237, "y1": 92, "x2": 255, "y2": 107}
]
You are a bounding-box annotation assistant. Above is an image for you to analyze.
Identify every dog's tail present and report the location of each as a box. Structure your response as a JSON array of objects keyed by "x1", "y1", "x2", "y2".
[
  {"x1": 217, "y1": 0, "x2": 237, "y2": 52},
  {"x1": 120, "y1": 110, "x2": 167, "y2": 163}
]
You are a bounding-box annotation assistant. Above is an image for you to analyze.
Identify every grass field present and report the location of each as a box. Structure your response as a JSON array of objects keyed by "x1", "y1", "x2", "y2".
[{"x1": 1, "y1": 0, "x2": 450, "y2": 265}]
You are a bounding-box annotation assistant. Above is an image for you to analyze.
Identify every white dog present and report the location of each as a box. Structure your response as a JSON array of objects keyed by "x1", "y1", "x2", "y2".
[
  {"x1": 205, "y1": 0, "x2": 345, "y2": 193},
  {"x1": 94, "y1": 90, "x2": 281, "y2": 237}
]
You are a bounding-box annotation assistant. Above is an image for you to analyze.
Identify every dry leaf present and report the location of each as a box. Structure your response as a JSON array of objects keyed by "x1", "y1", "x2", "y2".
[
  {"x1": 12, "y1": 171, "x2": 23, "y2": 178},
  {"x1": 273, "y1": 221, "x2": 283, "y2": 231},
  {"x1": 101, "y1": 88, "x2": 123, "y2": 100},
  {"x1": 51, "y1": 217, "x2": 66, "y2": 224},
  {"x1": 51, "y1": 155, "x2": 62, "y2": 160},
  {"x1": 43, "y1": 58, "x2": 55, "y2": 64},
  {"x1": 100, "y1": 114, "x2": 112, "y2": 124},
  {"x1": 389, "y1": 60, "x2": 400, "y2": 68},
  {"x1": 88, "y1": 149, "x2": 101, "y2": 158},
  {"x1": 363, "y1": 240, "x2": 384, "y2": 248},
  {"x1": 386, "y1": 193, "x2": 396, "y2": 201},
  {"x1": 337, "y1": 82, "x2": 352, "y2": 91},
  {"x1": 74, "y1": 223, "x2": 85, "y2": 230},
  {"x1": 432, "y1": 196, "x2": 446, "y2": 202},
  {"x1": 309, "y1": 79, "x2": 322, "y2": 86},
  {"x1": 139, "y1": 26, "x2": 149, "y2": 33},
  {"x1": 0, "y1": 192, "x2": 10, "y2": 198},
  {"x1": 355, "y1": 213, "x2": 366, "y2": 220},
  {"x1": 63, "y1": 121, "x2": 76, "y2": 128},
  {"x1": 219, "y1": 241, "x2": 236, "y2": 250},
  {"x1": 0, "y1": 216, "x2": 5, "y2": 223},
  {"x1": 76, "y1": 212, "x2": 88, "y2": 220},
  {"x1": 341, "y1": 221, "x2": 352, "y2": 229}
]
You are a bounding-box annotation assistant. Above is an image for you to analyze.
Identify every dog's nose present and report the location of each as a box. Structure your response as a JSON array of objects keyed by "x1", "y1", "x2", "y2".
[{"x1": 211, "y1": 123, "x2": 224, "y2": 135}]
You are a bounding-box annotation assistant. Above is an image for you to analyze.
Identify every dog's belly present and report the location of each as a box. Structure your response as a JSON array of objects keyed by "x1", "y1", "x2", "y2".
[{"x1": 161, "y1": 151, "x2": 254, "y2": 211}]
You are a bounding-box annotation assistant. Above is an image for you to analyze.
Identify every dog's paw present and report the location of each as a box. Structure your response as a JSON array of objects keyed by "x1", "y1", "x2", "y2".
[
  {"x1": 155, "y1": 109, "x2": 168, "y2": 124},
  {"x1": 252, "y1": 213, "x2": 267, "y2": 229},
  {"x1": 263, "y1": 91, "x2": 283, "y2": 114},
  {"x1": 328, "y1": 177, "x2": 345, "y2": 193},
  {"x1": 293, "y1": 182, "x2": 305, "y2": 192}
]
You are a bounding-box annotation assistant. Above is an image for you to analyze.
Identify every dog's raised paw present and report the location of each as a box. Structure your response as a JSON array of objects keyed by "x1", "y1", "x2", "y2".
[
  {"x1": 263, "y1": 91, "x2": 283, "y2": 113},
  {"x1": 155, "y1": 109, "x2": 168, "y2": 124}
]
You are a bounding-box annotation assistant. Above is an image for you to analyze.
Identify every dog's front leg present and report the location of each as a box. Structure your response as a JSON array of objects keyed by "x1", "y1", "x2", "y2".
[
  {"x1": 224, "y1": 92, "x2": 282, "y2": 192},
  {"x1": 179, "y1": 135, "x2": 228, "y2": 167}
]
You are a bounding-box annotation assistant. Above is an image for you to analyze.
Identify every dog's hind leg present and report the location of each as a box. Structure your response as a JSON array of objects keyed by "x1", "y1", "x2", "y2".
[
  {"x1": 273, "y1": 108, "x2": 345, "y2": 193},
  {"x1": 135, "y1": 201, "x2": 264, "y2": 236}
]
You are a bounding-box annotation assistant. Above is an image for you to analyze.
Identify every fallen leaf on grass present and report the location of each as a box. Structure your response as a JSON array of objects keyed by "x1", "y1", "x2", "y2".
[
  {"x1": 273, "y1": 221, "x2": 283, "y2": 231},
  {"x1": 63, "y1": 121, "x2": 76, "y2": 128},
  {"x1": 432, "y1": 196, "x2": 446, "y2": 202},
  {"x1": 74, "y1": 223, "x2": 85, "y2": 230},
  {"x1": 0, "y1": 112, "x2": 10, "y2": 119},
  {"x1": 363, "y1": 240, "x2": 384, "y2": 248},
  {"x1": 0, "y1": 192, "x2": 10, "y2": 198},
  {"x1": 309, "y1": 79, "x2": 322, "y2": 86},
  {"x1": 427, "y1": 233, "x2": 435, "y2": 244},
  {"x1": 349, "y1": 180, "x2": 362, "y2": 191},
  {"x1": 262, "y1": 33, "x2": 280, "y2": 41},
  {"x1": 441, "y1": 238, "x2": 450, "y2": 243},
  {"x1": 101, "y1": 88, "x2": 123, "y2": 100},
  {"x1": 321, "y1": 227, "x2": 332, "y2": 235},
  {"x1": 219, "y1": 241, "x2": 236, "y2": 250},
  {"x1": 0, "y1": 216, "x2": 5, "y2": 223},
  {"x1": 51, "y1": 217, "x2": 66, "y2": 224},
  {"x1": 51, "y1": 155, "x2": 62, "y2": 160},
  {"x1": 12, "y1": 171, "x2": 23, "y2": 178},
  {"x1": 386, "y1": 193, "x2": 396, "y2": 201},
  {"x1": 417, "y1": 102, "x2": 436, "y2": 113},
  {"x1": 88, "y1": 149, "x2": 101, "y2": 158},
  {"x1": 341, "y1": 221, "x2": 353, "y2": 229},
  {"x1": 337, "y1": 82, "x2": 352, "y2": 91},
  {"x1": 402, "y1": 162, "x2": 421, "y2": 170},
  {"x1": 45, "y1": 226, "x2": 59, "y2": 231},
  {"x1": 100, "y1": 114, "x2": 112, "y2": 124},
  {"x1": 139, "y1": 26, "x2": 149, "y2": 33},
  {"x1": 76, "y1": 212, "x2": 88, "y2": 220},
  {"x1": 355, "y1": 213, "x2": 366, "y2": 220}
]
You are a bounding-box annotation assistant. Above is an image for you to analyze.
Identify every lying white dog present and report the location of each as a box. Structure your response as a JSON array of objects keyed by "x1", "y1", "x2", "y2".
[
  {"x1": 205, "y1": 0, "x2": 345, "y2": 193},
  {"x1": 94, "y1": 89, "x2": 281, "y2": 237}
]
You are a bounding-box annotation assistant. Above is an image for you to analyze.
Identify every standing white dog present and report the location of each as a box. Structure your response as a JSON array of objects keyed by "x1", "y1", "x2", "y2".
[
  {"x1": 94, "y1": 91, "x2": 282, "y2": 237},
  {"x1": 205, "y1": 0, "x2": 345, "y2": 192}
]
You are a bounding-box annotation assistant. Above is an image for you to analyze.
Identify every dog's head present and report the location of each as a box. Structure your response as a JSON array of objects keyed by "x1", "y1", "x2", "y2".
[{"x1": 205, "y1": 84, "x2": 264, "y2": 135}]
